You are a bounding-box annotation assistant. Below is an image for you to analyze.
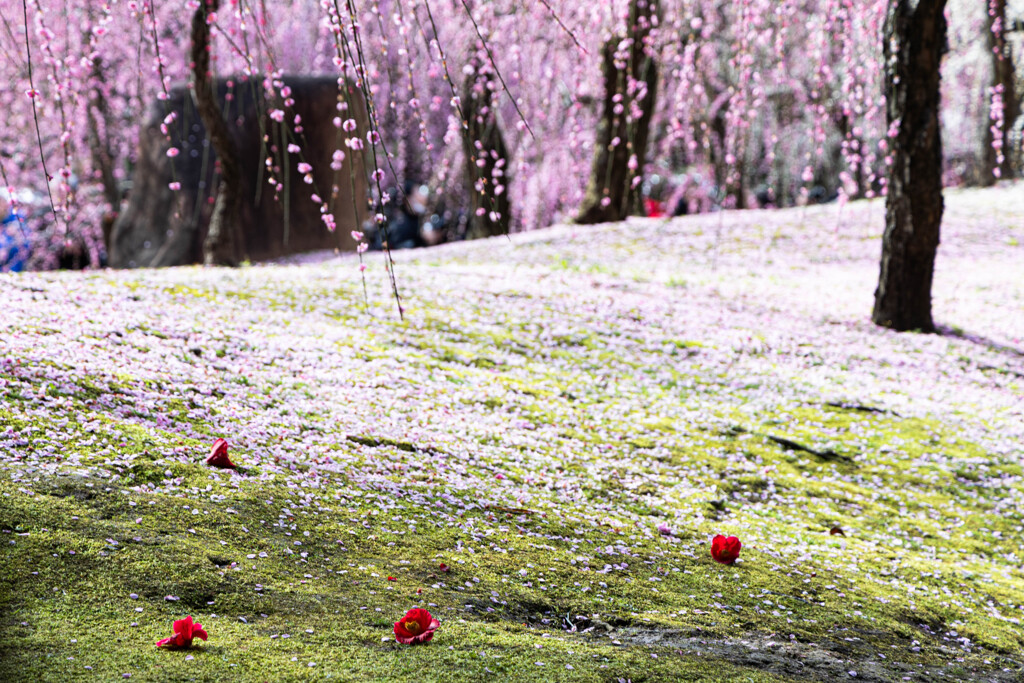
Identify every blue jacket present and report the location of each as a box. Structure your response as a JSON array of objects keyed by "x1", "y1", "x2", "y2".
[{"x1": 0, "y1": 212, "x2": 29, "y2": 272}]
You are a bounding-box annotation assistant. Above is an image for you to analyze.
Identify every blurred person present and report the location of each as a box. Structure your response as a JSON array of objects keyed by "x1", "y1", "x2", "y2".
[
  {"x1": 369, "y1": 181, "x2": 435, "y2": 250},
  {"x1": 0, "y1": 190, "x2": 30, "y2": 272},
  {"x1": 642, "y1": 174, "x2": 668, "y2": 218}
]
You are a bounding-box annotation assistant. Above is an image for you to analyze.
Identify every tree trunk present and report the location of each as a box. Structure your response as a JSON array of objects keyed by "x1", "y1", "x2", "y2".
[
  {"x1": 462, "y1": 60, "x2": 511, "y2": 239},
  {"x1": 733, "y1": 145, "x2": 748, "y2": 210},
  {"x1": 576, "y1": 0, "x2": 659, "y2": 224},
  {"x1": 872, "y1": 0, "x2": 947, "y2": 333},
  {"x1": 86, "y1": 57, "x2": 120, "y2": 212},
  {"x1": 192, "y1": 0, "x2": 241, "y2": 266},
  {"x1": 981, "y1": 0, "x2": 1020, "y2": 184}
]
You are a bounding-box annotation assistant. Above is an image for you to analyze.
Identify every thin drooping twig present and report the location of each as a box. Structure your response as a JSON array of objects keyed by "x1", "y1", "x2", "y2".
[
  {"x1": 419, "y1": 1, "x2": 467, "y2": 126},
  {"x1": 30, "y1": 0, "x2": 74, "y2": 235},
  {"x1": 419, "y1": 1, "x2": 506, "y2": 237},
  {"x1": 456, "y1": 0, "x2": 535, "y2": 140},
  {"x1": 536, "y1": 0, "x2": 588, "y2": 54},
  {"x1": 145, "y1": 0, "x2": 172, "y2": 101},
  {"x1": 20, "y1": 0, "x2": 60, "y2": 233},
  {"x1": 340, "y1": 0, "x2": 404, "y2": 319}
]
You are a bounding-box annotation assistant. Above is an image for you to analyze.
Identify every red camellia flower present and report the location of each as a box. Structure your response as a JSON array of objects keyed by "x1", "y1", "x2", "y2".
[
  {"x1": 205, "y1": 438, "x2": 236, "y2": 469},
  {"x1": 393, "y1": 608, "x2": 439, "y2": 645},
  {"x1": 156, "y1": 615, "x2": 208, "y2": 648},
  {"x1": 711, "y1": 535, "x2": 742, "y2": 565}
]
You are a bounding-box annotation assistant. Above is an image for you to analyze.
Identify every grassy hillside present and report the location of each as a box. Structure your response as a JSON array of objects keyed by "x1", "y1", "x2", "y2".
[{"x1": 1, "y1": 185, "x2": 1022, "y2": 682}]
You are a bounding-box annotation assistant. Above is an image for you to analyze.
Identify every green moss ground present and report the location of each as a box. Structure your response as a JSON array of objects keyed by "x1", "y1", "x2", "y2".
[{"x1": 2, "y1": 193, "x2": 1023, "y2": 681}]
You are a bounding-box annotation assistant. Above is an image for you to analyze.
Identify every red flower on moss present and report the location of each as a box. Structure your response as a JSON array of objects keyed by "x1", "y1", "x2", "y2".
[
  {"x1": 394, "y1": 608, "x2": 439, "y2": 645},
  {"x1": 156, "y1": 616, "x2": 208, "y2": 648},
  {"x1": 711, "y1": 535, "x2": 742, "y2": 565},
  {"x1": 205, "y1": 438, "x2": 236, "y2": 469}
]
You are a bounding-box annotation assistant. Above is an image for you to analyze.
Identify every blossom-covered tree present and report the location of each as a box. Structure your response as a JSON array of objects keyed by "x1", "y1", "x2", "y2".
[
  {"x1": 575, "y1": 0, "x2": 659, "y2": 224},
  {"x1": 982, "y1": 0, "x2": 1020, "y2": 183},
  {"x1": 461, "y1": 52, "x2": 512, "y2": 238},
  {"x1": 2, "y1": 0, "x2": 1020, "y2": 332}
]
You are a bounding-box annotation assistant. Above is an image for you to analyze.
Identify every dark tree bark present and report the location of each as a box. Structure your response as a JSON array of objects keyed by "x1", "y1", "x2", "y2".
[
  {"x1": 191, "y1": 0, "x2": 241, "y2": 266},
  {"x1": 576, "y1": 0, "x2": 659, "y2": 224},
  {"x1": 86, "y1": 57, "x2": 120, "y2": 212},
  {"x1": 705, "y1": 92, "x2": 729, "y2": 201},
  {"x1": 733, "y1": 145, "x2": 748, "y2": 210},
  {"x1": 461, "y1": 59, "x2": 511, "y2": 239},
  {"x1": 872, "y1": 0, "x2": 947, "y2": 333},
  {"x1": 981, "y1": 0, "x2": 1020, "y2": 184},
  {"x1": 834, "y1": 111, "x2": 867, "y2": 199},
  {"x1": 86, "y1": 56, "x2": 121, "y2": 255},
  {"x1": 109, "y1": 77, "x2": 367, "y2": 268}
]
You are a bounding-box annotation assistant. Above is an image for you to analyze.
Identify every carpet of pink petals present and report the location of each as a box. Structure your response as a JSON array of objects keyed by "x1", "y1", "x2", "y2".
[{"x1": 1, "y1": 184, "x2": 1022, "y2": 656}]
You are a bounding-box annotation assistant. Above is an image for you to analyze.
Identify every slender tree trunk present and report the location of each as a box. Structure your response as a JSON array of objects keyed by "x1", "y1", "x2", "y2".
[
  {"x1": 834, "y1": 111, "x2": 864, "y2": 200},
  {"x1": 576, "y1": 0, "x2": 659, "y2": 224},
  {"x1": 462, "y1": 59, "x2": 511, "y2": 239},
  {"x1": 981, "y1": 0, "x2": 1020, "y2": 184},
  {"x1": 733, "y1": 144, "x2": 748, "y2": 210},
  {"x1": 86, "y1": 57, "x2": 120, "y2": 212},
  {"x1": 192, "y1": 0, "x2": 241, "y2": 266},
  {"x1": 705, "y1": 92, "x2": 729, "y2": 202},
  {"x1": 86, "y1": 55, "x2": 121, "y2": 255},
  {"x1": 872, "y1": 0, "x2": 947, "y2": 333}
]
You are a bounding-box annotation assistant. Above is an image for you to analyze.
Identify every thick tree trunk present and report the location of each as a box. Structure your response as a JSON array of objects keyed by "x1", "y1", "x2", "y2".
[
  {"x1": 576, "y1": 0, "x2": 659, "y2": 224},
  {"x1": 109, "y1": 77, "x2": 367, "y2": 268},
  {"x1": 462, "y1": 61, "x2": 511, "y2": 239},
  {"x1": 872, "y1": 0, "x2": 947, "y2": 333},
  {"x1": 192, "y1": 0, "x2": 241, "y2": 266},
  {"x1": 981, "y1": 0, "x2": 1020, "y2": 184}
]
